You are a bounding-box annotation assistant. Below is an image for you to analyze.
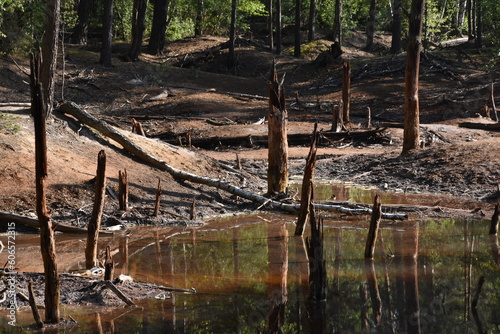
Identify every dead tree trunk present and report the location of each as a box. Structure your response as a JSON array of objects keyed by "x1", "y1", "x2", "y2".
[
  {"x1": 30, "y1": 49, "x2": 60, "y2": 324},
  {"x1": 364, "y1": 194, "x2": 382, "y2": 259},
  {"x1": 267, "y1": 60, "x2": 289, "y2": 194},
  {"x1": 154, "y1": 179, "x2": 161, "y2": 217},
  {"x1": 86, "y1": 150, "x2": 107, "y2": 269},
  {"x1": 402, "y1": 0, "x2": 425, "y2": 153},
  {"x1": 491, "y1": 83, "x2": 498, "y2": 122},
  {"x1": 104, "y1": 245, "x2": 114, "y2": 281},
  {"x1": 331, "y1": 102, "x2": 344, "y2": 132},
  {"x1": 490, "y1": 203, "x2": 500, "y2": 235},
  {"x1": 295, "y1": 124, "x2": 318, "y2": 236},
  {"x1": 342, "y1": 61, "x2": 351, "y2": 123},
  {"x1": 118, "y1": 169, "x2": 129, "y2": 210}
]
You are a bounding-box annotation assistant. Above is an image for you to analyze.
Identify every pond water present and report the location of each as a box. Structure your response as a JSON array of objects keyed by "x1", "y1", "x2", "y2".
[{"x1": 1, "y1": 185, "x2": 499, "y2": 333}]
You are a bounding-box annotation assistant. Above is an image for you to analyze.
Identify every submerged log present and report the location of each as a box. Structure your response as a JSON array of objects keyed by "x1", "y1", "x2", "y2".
[{"x1": 58, "y1": 101, "x2": 407, "y2": 220}]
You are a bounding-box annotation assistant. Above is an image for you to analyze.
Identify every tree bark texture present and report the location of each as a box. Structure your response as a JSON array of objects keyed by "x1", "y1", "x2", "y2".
[
  {"x1": 119, "y1": 169, "x2": 129, "y2": 210},
  {"x1": 294, "y1": 0, "x2": 301, "y2": 57},
  {"x1": 333, "y1": 0, "x2": 342, "y2": 44},
  {"x1": 364, "y1": 194, "x2": 381, "y2": 259},
  {"x1": 148, "y1": 0, "x2": 169, "y2": 55},
  {"x1": 30, "y1": 50, "x2": 60, "y2": 324},
  {"x1": 86, "y1": 150, "x2": 107, "y2": 269},
  {"x1": 268, "y1": 0, "x2": 274, "y2": 50},
  {"x1": 342, "y1": 61, "x2": 351, "y2": 123},
  {"x1": 41, "y1": 0, "x2": 61, "y2": 117},
  {"x1": 104, "y1": 245, "x2": 114, "y2": 281},
  {"x1": 100, "y1": 0, "x2": 114, "y2": 66},
  {"x1": 228, "y1": 0, "x2": 237, "y2": 67},
  {"x1": 295, "y1": 124, "x2": 318, "y2": 236},
  {"x1": 58, "y1": 101, "x2": 407, "y2": 220},
  {"x1": 402, "y1": 0, "x2": 425, "y2": 154},
  {"x1": 276, "y1": 0, "x2": 282, "y2": 54},
  {"x1": 127, "y1": 0, "x2": 148, "y2": 61},
  {"x1": 365, "y1": 0, "x2": 377, "y2": 51},
  {"x1": 308, "y1": 0, "x2": 316, "y2": 42},
  {"x1": 391, "y1": 0, "x2": 402, "y2": 53},
  {"x1": 331, "y1": 102, "x2": 344, "y2": 132},
  {"x1": 267, "y1": 61, "x2": 289, "y2": 194},
  {"x1": 71, "y1": 0, "x2": 92, "y2": 45}
]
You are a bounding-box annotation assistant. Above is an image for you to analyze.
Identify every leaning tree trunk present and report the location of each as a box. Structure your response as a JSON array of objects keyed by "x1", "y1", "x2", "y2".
[
  {"x1": 402, "y1": 0, "x2": 425, "y2": 154},
  {"x1": 100, "y1": 0, "x2": 114, "y2": 66},
  {"x1": 267, "y1": 61, "x2": 289, "y2": 195},
  {"x1": 148, "y1": 0, "x2": 169, "y2": 55},
  {"x1": 41, "y1": 0, "x2": 60, "y2": 118},
  {"x1": 127, "y1": 0, "x2": 148, "y2": 61},
  {"x1": 30, "y1": 49, "x2": 60, "y2": 324}
]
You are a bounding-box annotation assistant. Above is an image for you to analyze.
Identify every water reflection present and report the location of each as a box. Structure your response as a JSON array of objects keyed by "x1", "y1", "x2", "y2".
[{"x1": 4, "y1": 216, "x2": 500, "y2": 333}]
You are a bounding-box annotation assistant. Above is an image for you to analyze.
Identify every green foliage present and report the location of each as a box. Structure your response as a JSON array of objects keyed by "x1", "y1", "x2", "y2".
[{"x1": 0, "y1": 112, "x2": 20, "y2": 134}]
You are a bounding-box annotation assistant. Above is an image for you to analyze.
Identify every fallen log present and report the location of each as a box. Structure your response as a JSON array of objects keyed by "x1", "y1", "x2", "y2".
[
  {"x1": 58, "y1": 101, "x2": 407, "y2": 220},
  {"x1": 0, "y1": 211, "x2": 114, "y2": 235},
  {"x1": 458, "y1": 122, "x2": 500, "y2": 131},
  {"x1": 152, "y1": 128, "x2": 389, "y2": 149}
]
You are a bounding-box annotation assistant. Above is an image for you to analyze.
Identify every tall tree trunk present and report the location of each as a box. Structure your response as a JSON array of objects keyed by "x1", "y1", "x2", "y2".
[
  {"x1": 127, "y1": 0, "x2": 148, "y2": 61},
  {"x1": 228, "y1": 0, "x2": 237, "y2": 67},
  {"x1": 71, "y1": 0, "x2": 92, "y2": 45},
  {"x1": 475, "y1": 0, "x2": 482, "y2": 49},
  {"x1": 294, "y1": 0, "x2": 301, "y2": 57},
  {"x1": 276, "y1": 0, "x2": 282, "y2": 54},
  {"x1": 195, "y1": 0, "x2": 204, "y2": 36},
  {"x1": 100, "y1": 0, "x2": 114, "y2": 66},
  {"x1": 148, "y1": 0, "x2": 169, "y2": 55},
  {"x1": 466, "y1": 0, "x2": 473, "y2": 40},
  {"x1": 342, "y1": 61, "x2": 351, "y2": 123},
  {"x1": 268, "y1": 0, "x2": 274, "y2": 50},
  {"x1": 402, "y1": 0, "x2": 425, "y2": 154},
  {"x1": 308, "y1": 0, "x2": 316, "y2": 42},
  {"x1": 41, "y1": 0, "x2": 61, "y2": 118},
  {"x1": 365, "y1": 0, "x2": 377, "y2": 51},
  {"x1": 267, "y1": 61, "x2": 289, "y2": 194},
  {"x1": 85, "y1": 150, "x2": 107, "y2": 269},
  {"x1": 391, "y1": 0, "x2": 402, "y2": 53},
  {"x1": 30, "y1": 49, "x2": 60, "y2": 324},
  {"x1": 333, "y1": 0, "x2": 342, "y2": 44}
]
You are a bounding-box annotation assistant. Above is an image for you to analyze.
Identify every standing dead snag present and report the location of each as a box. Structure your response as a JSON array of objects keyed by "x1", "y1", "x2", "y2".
[
  {"x1": 118, "y1": 169, "x2": 129, "y2": 210},
  {"x1": 104, "y1": 246, "x2": 114, "y2": 281},
  {"x1": 295, "y1": 124, "x2": 319, "y2": 236},
  {"x1": 342, "y1": 61, "x2": 351, "y2": 123},
  {"x1": 331, "y1": 102, "x2": 344, "y2": 132},
  {"x1": 491, "y1": 83, "x2": 498, "y2": 122},
  {"x1": 30, "y1": 49, "x2": 60, "y2": 323},
  {"x1": 365, "y1": 195, "x2": 382, "y2": 259},
  {"x1": 86, "y1": 150, "x2": 107, "y2": 269},
  {"x1": 402, "y1": 0, "x2": 425, "y2": 153},
  {"x1": 267, "y1": 60, "x2": 289, "y2": 194}
]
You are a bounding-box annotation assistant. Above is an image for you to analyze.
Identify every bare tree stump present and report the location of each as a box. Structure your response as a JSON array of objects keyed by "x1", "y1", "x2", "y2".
[
  {"x1": 30, "y1": 48, "x2": 60, "y2": 323},
  {"x1": 342, "y1": 61, "x2": 351, "y2": 123},
  {"x1": 267, "y1": 60, "x2": 289, "y2": 194},
  {"x1": 491, "y1": 83, "x2": 498, "y2": 122},
  {"x1": 190, "y1": 196, "x2": 196, "y2": 220},
  {"x1": 153, "y1": 179, "x2": 161, "y2": 217},
  {"x1": 131, "y1": 118, "x2": 145, "y2": 136},
  {"x1": 490, "y1": 203, "x2": 500, "y2": 235},
  {"x1": 295, "y1": 124, "x2": 318, "y2": 236},
  {"x1": 364, "y1": 195, "x2": 382, "y2": 259},
  {"x1": 118, "y1": 169, "x2": 129, "y2": 211},
  {"x1": 366, "y1": 106, "x2": 372, "y2": 128},
  {"x1": 235, "y1": 153, "x2": 242, "y2": 170},
  {"x1": 331, "y1": 103, "x2": 344, "y2": 132},
  {"x1": 86, "y1": 150, "x2": 107, "y2": 269},
  {"x1": 28, "y1": 281, "x2": 44, "y2": 328},
  {"x1": 104, "y1": 245, "x2": 114, "y2": 281}
]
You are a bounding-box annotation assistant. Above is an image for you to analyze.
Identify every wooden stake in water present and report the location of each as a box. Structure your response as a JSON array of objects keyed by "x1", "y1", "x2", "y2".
[{"x1": 365, "y1": 195, "x2": 382, "y2": 259}]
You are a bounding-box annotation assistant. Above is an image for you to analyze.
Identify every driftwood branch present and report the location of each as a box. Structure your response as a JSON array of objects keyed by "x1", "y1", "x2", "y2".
[
  {"x1": 104, "y1": 281, "x2": 136, "y2": 307},
  {"x1": 58, "y1": 101, "x2": 407, "y2": 220}
]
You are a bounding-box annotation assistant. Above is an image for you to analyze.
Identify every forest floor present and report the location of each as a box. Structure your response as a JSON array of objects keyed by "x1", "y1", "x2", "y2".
[
  {"x1": 0, "y1": 31, "x2": 500, "y2": 309},
  {"x1": 1, "y1": 32, "x2": 499, "y2": 226}
]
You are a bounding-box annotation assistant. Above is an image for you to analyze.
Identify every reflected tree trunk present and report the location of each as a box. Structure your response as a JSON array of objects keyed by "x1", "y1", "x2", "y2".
[
  {"x1": 233, "y1": 229, "x2": 240, "y2": 278},
  {"x1": 155, "y1": 230, "x2": 163, "y2": 275},
  {"x1": 490, "y1": 235, "x2": 500, "y2": 267},
  {"x1": 393, "y1": 229, "x2": 407, "y2": 332},
  {"x1": 267, "y1": 222, "x2": 289, "y2": 333},
  {"x1": 403, "y1": 224, "x2": 420, "y2": 334},
  {"x1": 118, "y1": 236, "x2": 129, "y2": 275},
  {"x1": 365, "y1": 259, "x2": 382, "y2": 326}
]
